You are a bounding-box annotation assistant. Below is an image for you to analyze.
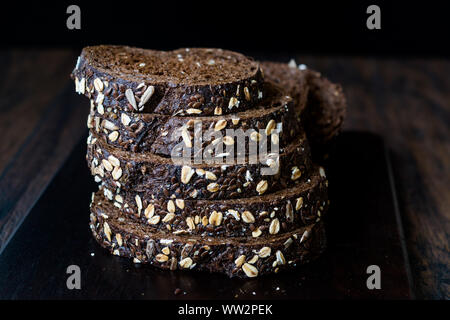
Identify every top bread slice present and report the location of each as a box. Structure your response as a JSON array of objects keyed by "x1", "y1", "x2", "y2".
[{"x1": 72, "y1": 46, "x2": 265, "y2": 116}]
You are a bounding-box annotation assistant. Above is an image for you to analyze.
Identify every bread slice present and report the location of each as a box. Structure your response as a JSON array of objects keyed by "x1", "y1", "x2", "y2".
[
  {"x1": 302, "y1": 69, "x2": 347, "y2": 147},
  {"x1": 90, "y1": 195, "x2": 327, "y2": 278},
  {"x1": 260, "y1": 61, "x2": 309, "y2": 117},
  {"x1": 96, "y1": 165, "x2": 327, "y2": 237},
  {"x1": 261, "y1": 61, "x2": 346, "y2": 147},
  {"x1": 87, "y1": 130, "x2": 312, "y2": 200},
  {"x1": 72, "y1": 46, "x2": 265, "y2": 116},
  {"x1": 88, "y1": 83, "x2": 301, "y2": 155}
]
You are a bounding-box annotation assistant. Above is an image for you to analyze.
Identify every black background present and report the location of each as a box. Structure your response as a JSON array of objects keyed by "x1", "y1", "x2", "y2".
[{"x1": 1, "y1": 0, "x2": 448, "y2": 57}]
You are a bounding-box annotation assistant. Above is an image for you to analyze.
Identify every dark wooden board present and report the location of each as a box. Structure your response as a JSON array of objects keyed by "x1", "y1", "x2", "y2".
[
  {"x1": 0, "y1": 49, "x2": 85, "y2": 252},
  {"x1": 0, "y1": 131, "x2": 413, "y2": 300}
]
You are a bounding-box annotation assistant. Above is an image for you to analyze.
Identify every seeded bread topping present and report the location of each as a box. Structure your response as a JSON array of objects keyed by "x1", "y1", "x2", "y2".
[
  {"x1": 72, "y1": 46, "x2": 265, "y2": 115},
  {"x1": 90, "y1": 197, "x2": 327, "y2": 278},
  {"x1": 95, "y1": 166, "x2": 328, "y2": 237},
  {"x1": 261, "y1": 61, "x2": 309, "y2": 117},
  {"x1": 72, "y1": 46, "x2": 346, "y2": 278},
  {"x1": 88, "y1": 85, "x2": 300, "y2": 155},
  {"x1": 302, "y1": 69, "x2": 347, "y2": 147},
  {"x1": 87, "y1": 131, "x2": 313, "y2": 200}
]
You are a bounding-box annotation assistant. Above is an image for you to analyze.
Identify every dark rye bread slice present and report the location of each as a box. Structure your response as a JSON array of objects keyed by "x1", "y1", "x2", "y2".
[
  {"x1": 90, "y1": 197, "x2": 327, "y2": 278},
  {"x1": 89, "y1": 101, "x2": 295, "y2": 156},
  {"x1": 88, "y1": 83, "x2": 301, "y2": 155},
  {"x1": 303, "y1": 69, "x2": 347, "y2": 147},
  {"x1": 96, "y1": 166, "x2": 328, "y2": 238},
  {"x1": 261, "y1": 61, "x2": 346, "y2": 147},
  {"x1": 87, "y1": 131, "x2": 312, "y2": 200},
  {"x1": 72, "y1": 46, "x2": 265, "y2": 116},
  {"x1": 261, "y1": 61, "x2": 309, "y2": 117}
]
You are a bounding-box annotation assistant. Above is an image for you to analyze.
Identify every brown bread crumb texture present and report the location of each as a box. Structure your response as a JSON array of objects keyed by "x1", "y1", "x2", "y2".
[
  {"x1": 90, "y1": 193, "x2": 327, "y2": 278},
  {"x1": 87, "y1": 131, "x2": 313, "y2": 200},
  {"x1": 96, "y1": 166, "x2": 328, "y2": 237},
  {"x1": 87, "y1": 84, "x2": 300, "y2": 155},
  {"x1": 73, "y1": 48, "x2": 346, "y2": 153},
  {"x1": 261, "y1": 61, "x2": 346, "y2": 148},
  {"x1": 72, "y1": 46, "x2": 265, "y2": 115},
  {"x1": 72, "y1": 46, "x2": 347, "y2": 277}
]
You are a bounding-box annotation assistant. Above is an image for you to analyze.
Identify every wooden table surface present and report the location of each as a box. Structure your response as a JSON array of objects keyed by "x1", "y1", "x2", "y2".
[{"x1": 0, "y1": 49, "x2": 448, "y2": 299}]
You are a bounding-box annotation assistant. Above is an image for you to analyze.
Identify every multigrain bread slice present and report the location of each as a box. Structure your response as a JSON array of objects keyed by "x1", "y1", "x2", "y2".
[
  {"x1": 87, "y1": 131, "x2": 312, "y2": 200},
  {"x1": 90, "y1": 195, "x2": 327, "y2": 278},
  {"x1": 260, "y1": 61, "x2": 309, "y2": 117},
  {"x1": 96, "y1": 165, "x2": 327, "y2": 237},
  {"x1": 302, "y1": 69, "x2": 347, "y2": 148},
  {"x1": 261, "y1": 61, "x2": 346, "y2": 148},
  {"x1": 88, "y1": 84, "x2": 301, "y2": 155},
  {"x1": 72, "y1": 46, "x2": 265, "y2": 116}
]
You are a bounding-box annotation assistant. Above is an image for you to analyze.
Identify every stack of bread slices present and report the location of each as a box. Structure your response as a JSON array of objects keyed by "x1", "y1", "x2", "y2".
[{"x1": 71, "y1": 46, "x2": 346, "y2": 278}]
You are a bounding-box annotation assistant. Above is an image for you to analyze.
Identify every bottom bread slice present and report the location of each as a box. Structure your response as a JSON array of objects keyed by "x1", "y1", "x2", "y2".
[{"x1": 90, "y1": 197, "x2": 327, "y2": 278}]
